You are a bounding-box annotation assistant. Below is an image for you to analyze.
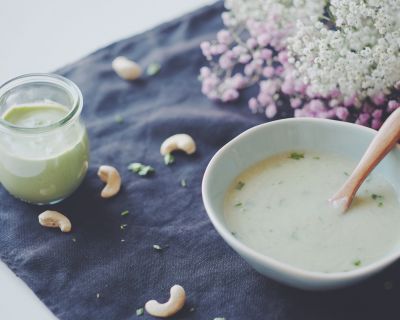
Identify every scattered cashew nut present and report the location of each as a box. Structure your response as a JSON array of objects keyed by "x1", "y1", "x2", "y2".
[
  {"x1": 97, "y1": 165, "x2": 121, "y2": 198},
  {"x1": 160, "y1": 134, "x2": 196, "y2": 156},
  {"x1": 145, "y1": 285, "x2": 186, "y2": 318},
  {"x1": 38, "y1": 210, "x2": 71, "y2": 233},
  {"x1": 112, "y1": 56, "x2": 142, "y2": 80}
]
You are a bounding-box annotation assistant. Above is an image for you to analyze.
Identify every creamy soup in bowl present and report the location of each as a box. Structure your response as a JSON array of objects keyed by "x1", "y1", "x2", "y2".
[
  {"x1": 202, "y1": 118, "x2": 400, "y2": 290},
  {"x1": 224, "y1": 150, "x2": 400, "y2": 273}
]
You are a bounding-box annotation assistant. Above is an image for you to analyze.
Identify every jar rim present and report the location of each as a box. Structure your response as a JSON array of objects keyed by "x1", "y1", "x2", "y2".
[{"x1": 0, "y1": 73, "x2": 83, "y2": 134}]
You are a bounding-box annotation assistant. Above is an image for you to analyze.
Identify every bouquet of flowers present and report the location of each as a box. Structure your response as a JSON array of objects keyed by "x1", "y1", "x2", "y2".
[{"x1": 199, "y1": 0, "x2": 400, "y2": 129}]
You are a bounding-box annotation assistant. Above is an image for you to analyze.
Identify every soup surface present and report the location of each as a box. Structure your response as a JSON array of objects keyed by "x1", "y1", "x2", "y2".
[{"x1": 224, "y1": 151, "x2": 400, "y2": 273}]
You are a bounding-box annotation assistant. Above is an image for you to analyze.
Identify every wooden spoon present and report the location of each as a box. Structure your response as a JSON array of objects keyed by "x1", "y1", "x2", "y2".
[{"x1": 329, "y1": 107, "x2": 400, "y2": 212}]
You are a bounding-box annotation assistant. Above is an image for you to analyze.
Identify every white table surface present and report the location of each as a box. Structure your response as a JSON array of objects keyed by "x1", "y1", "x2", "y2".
[{"x1": 0, "y1": 1, "x2": 215, "y2": 318}]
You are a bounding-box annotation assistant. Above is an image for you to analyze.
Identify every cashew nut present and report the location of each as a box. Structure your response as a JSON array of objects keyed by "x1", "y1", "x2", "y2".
[
  {"x1": 38, "y1": 210, "x2": 71, "y2": 233},
  {"x1": 97, "y1": 165, "x2": 121, "y2": 198},
  {"x1": 160, "y1": 134, "x2": 196, "y2": 156},
  {"x1": 112, "y1": 56, "x2": 142, "y2": 80},
  {"x1": 145, "y1": 285, "x2": 186, "y2": 318}
]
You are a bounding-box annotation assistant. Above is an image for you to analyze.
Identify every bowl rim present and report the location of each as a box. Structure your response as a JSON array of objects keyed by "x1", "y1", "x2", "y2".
[{"x1": 202, "y1": 117, "x2": 400, "y2": 283}]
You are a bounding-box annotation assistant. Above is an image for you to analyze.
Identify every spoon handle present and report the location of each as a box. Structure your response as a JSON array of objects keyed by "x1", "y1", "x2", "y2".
[{"x1": 330, "y1": 107, "x2": 400, "y2": 212}]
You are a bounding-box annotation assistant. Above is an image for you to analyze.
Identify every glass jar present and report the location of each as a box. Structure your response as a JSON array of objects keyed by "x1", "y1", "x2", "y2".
[{"x1": 0, "y1": 74, "x2": 89, "y2": 205}]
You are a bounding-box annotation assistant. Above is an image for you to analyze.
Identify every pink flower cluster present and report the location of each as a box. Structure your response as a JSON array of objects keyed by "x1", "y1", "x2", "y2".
[{"x1": 199, "y1": 11, "x2": 400, "y2": 129}]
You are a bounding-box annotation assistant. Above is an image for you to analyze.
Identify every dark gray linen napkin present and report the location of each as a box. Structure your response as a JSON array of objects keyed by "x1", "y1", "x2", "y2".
[{"x1": 0, "y1": 1, "x2": 399, "y2": 319}]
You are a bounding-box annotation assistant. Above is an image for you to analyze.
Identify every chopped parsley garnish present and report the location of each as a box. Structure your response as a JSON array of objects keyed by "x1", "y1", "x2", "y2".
[
  {"x1": 115, "y1": 115, "x2": 124, "y2": 124},
  {"x1": 120, "y1": 224, "x2": 128, "y2": 230},
  {"x1": 372, "y1": 194, "x2": 385, "y2": 207},
  {"x1": 344, "y1": 171, "x2": 350, "y2": 176},
  {"x1": 146, "y1": 62, "x2": 161, "y2": 76},
  {"x1": 353, "y1": 260, "x2": 361, "y2": 267},
  {"x1": 128, "y1": 162, "x2": 155, "y2": 176},
  {"x1": 235, "y1": 181, "x2": 245, "y2": 190},
  {"x1": 180, "y1": 179, "x2": 187, "y2": 187},
  {"x1": 231, "y1": 232, "x2": 237, "y2": 236},
  {"x1": 234, "y1": 202, "x2": 242, "y2": 207},
  {"x1": 371, "y1": 194, "x2": 383, "y2": 200},
  {"x1": 164, "y1": 153, "x2": 175, "y2": 165},
  {"x1": 121, "y1": 210, "x2": 129, "y2": 216},
  {"x1": 289, "y1": 152, "x2": 304, "y2": 160},
  {"x1": 153, "y1": 244, "x2": 169, "y2": 251},
  {"x1": 313, "y1": 156, "x2": 320, "y2": 160},
  {"x1": 136, "y1": 307, "x2": 144, "y2": 316},
  {"x1": 153, "y1": 244, "x2": 162, "y2": 251}
]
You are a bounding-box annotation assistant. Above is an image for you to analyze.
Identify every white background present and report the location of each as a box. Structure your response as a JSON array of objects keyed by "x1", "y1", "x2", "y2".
[
  {"x1": 0, "y1": 0, "x2": 215, "y2": 318},
  {"x1": 0, "y1": 0, "x2": 215, "y2": 84}
]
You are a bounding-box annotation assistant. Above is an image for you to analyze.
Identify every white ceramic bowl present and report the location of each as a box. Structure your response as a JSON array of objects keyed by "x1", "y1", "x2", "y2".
[{"x1": 202, "y1": 118, "x2": 400, "y2": 290}]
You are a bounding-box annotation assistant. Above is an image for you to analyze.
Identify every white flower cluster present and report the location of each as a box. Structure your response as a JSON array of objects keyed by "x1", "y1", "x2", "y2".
[
  {"x1": 289, "y1": 0, "x2": 400, "y2": 99},
  {"x1": 223, "y1": 0, "x2": 324, "y2": 30}
]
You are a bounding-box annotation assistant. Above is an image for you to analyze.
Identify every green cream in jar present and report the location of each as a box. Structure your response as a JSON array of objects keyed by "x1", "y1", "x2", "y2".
[{"x1": 0, "y1": 74, "x2": 89, "y2": 204}]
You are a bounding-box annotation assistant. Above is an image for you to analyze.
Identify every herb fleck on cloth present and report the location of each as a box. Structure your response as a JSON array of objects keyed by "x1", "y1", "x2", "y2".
[{"x1": 0, "y1": 2, "x2": 399, "y2": 320}]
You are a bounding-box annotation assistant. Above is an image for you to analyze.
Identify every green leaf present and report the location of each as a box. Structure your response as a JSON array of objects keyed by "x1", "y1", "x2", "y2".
[
  {"x1": 128, "y1": 163, "x2": 142, "y2": 172},
  {"x1": 289, "y1": 152, "x2": 304, "y2": 160},
  {"x1": 136, "y1": 308, "x2": 144, "y2": 316},
  {"x1": 164, "y1": 153, "x2": 175, "y2": 165},
  {"x1": 146, "y1": 62, "x2": 161, "y2": 76},
  {"x1": 234, "y1": 202, "x2": 242, "y2": 207},
  {"x1": 121, "y1": 210, "x2": 129, "y2": 216},
  {"x1": 139, "y1": 166, "x2": 154, "y2": 176},
  {"x1": 353, "y1": 260, "x2": 361, "y2": 267},
  {"x1": 235, "y1": 181, "x2": 245, "y2": 190},
  {"x1": 371, "y1": 194, "x2": 383, "y2": 200},
  {"x1": 153, "y1": 244, "x2": 162, "y2": 251},
  {"x1": 128, "y1": 162, "x2": 155, "y2": 176}
]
